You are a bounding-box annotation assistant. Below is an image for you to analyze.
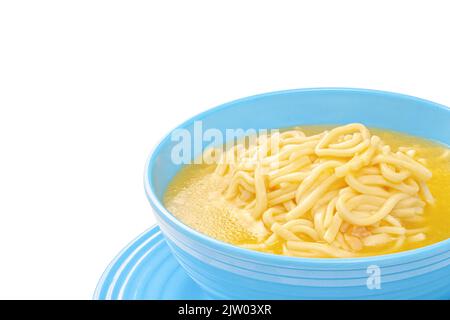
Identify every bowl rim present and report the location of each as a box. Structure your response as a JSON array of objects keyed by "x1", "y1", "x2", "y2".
[{"x1": 144, "y1": 87, "x2": 450, "y2": 265}]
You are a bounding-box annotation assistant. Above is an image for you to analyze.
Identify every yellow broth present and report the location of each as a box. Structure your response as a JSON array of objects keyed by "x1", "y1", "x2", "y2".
[{"x1": 164, "y1": 127, "x2": 450, "y2": 257}]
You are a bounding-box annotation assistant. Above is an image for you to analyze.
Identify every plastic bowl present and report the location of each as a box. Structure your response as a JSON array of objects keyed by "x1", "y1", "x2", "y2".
[{"x1": 144, "y1": 88, "x2": 450, "y2": 299}]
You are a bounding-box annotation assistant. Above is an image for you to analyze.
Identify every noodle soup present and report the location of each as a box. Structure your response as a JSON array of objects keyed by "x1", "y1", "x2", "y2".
[{"x1": 164, "y1": 124, "x2": 450, "y2": 258}]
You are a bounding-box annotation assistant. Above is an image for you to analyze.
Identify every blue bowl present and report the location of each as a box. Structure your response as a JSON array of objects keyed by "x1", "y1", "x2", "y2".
[{"x1": 144, "y1": 88, "x2": 450, "y2": 299}]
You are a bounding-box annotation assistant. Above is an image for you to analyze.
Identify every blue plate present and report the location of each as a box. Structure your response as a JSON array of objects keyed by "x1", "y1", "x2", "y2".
[{"x1": 94, "y1": 226, "x2": 208, "y2": 300}]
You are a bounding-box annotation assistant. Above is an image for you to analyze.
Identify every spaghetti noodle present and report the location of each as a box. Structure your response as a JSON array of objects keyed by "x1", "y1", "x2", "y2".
[{"x1": 213, "y1": 124, "x2": 435, "y2": 257}]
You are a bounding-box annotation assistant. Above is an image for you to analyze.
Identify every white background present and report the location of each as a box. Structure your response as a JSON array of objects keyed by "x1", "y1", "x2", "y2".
[{"x1": 1, "y1": 1, "x2": 449, "y2": 299}]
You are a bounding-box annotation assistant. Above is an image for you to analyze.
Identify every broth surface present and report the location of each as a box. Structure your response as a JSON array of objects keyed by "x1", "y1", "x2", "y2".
[{"x1": 164, "y1": 127, "x2": 450, "y2": 257}]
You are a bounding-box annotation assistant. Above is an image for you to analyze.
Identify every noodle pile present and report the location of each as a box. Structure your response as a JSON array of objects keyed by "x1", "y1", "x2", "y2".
[{"x1": 212, "y1": 124, "x2": 435, "y2": 257}]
